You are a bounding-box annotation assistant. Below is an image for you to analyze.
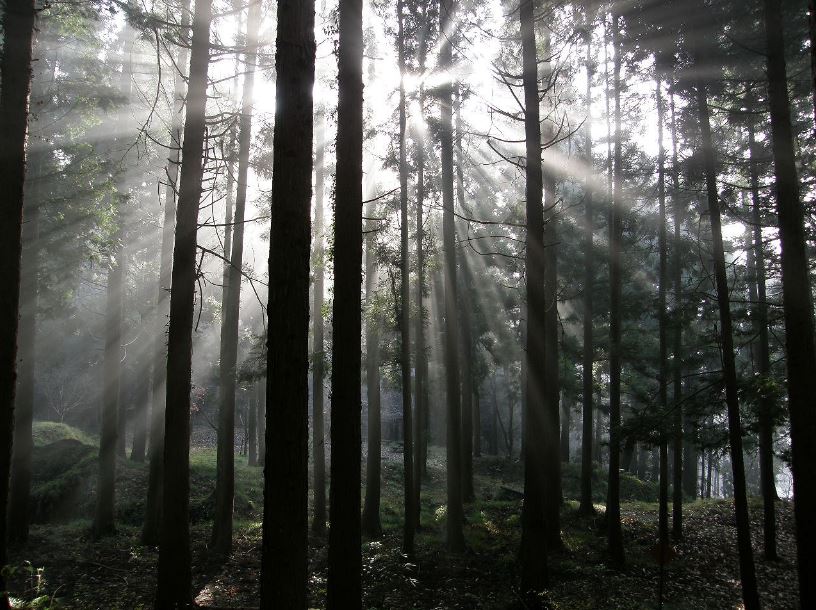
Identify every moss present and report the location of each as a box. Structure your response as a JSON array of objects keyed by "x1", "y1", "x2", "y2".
[{"x1": 31, "y1": 421, "x2": 96, "y2": 448}]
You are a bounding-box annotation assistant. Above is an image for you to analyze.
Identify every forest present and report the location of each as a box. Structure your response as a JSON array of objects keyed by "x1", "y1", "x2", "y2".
[{"x1": 1, "y1": 0, "x2": 815, "y2": 607}]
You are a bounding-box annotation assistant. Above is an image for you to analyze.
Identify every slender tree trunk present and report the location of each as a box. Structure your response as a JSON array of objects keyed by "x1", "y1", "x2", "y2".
[
  {"x1": 764, "y1": 0, "x2": 816, "y2": 599},
  {"x1": 440, "y1": 0, "x2": 465, "y2": 554},
  {"x1": 396, "y1": 0, "x2": 416, "y2": 555},
  {"x1": 130, "y1": 340, "x2": 148, "y2": 462},
  {"x1": 670, "y1": 88, "x2": 684, "y2": 540},
  {"x1": 474, "y1": 389, "x2": 482, "y2": 457},
  {"x1": 746, "y1": 111, "x2": 777, "y2": 560},
  {"x1": 211, "y1": 0, "x2": 260, "y2": 555},
  {"x1": 362, "y1": 212, "x2": 383, "y2": 538},
  {"x1": 519, "y1": 0, "x2": 549, "y2": 592},
  {"x1": 692, "y1": 44, "x2": 760, "y2": 610},
  {"x1": 0, "y1": 2, "x2": 35, "y2": 606},
  {"x1": 311, "y1": 106, "x2": 327, "y2": 536},
  {"x1": 256, "y1": 380, "x2": 265, "y2": 464},
  {"x1": 656, "y1": 77, "x2": 669, "y2": 557},
  {"x1": 143, "y1": 0, "x2": 192, "y2": 547},
  {"x1": 455, "y1": 92, "x2": 475, "y2": 504},
  {"x1": 260, "y1": 0, "x2": 315, "y2": 605},
  {"x1": 579, "y1": 0, "x2": 596, "y2": 520},
  {"x1": 248, "y1": 389, "x2": 257, "y2": 466},
  {"x1": 327, "y1": 0, "x2": 364, "y2": 604},
  {"x1": 606, "y1": 8, "x2": 625, "y2": 568},
  {"x1": 560, "y1": 395, "x2": 570, "y2": 462},
  {"x1": 154, "y1": 0, "x2": 213, "y2": 605}
]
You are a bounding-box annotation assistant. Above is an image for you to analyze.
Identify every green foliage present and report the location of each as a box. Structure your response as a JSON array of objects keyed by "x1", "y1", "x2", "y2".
[{"x1": 31, "y1": 422, "x2": 96, "y2": 448}]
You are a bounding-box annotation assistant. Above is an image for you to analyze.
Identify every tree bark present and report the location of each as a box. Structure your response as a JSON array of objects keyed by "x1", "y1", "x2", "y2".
[
  {"x1": 327, "y1": 0, "x2": 364, "y2": 605},
  {"x1": 606, "y1": 8, "x2": 625, "y2": 568},
  {"x1": 211, "y1": 0, "x2": 260, "y2": 555},
  {"x1": 519, "y1": 0, "x2": 549, "y2": 592},
  {"x1": 692, "y1": 43, "x2": 760, "y2": 610},
  {"x1": 143, "y1": 0, "x2": 192, "y2": 547},
  {"x1": 764, "y1": 0, "x2": 816, "y2": 601},
  {"x1": 260, "y1": 0, "x2": 315, "y2": 606},
  {"x1": 256, "y1": 380, "x2": 265, "y2": 465},
  {"x1": 0, "y1": 8, "x2": 35, "y2": 607},
  {"x1": 154, "y1": 0, "x2": 213, "y2": 605}
]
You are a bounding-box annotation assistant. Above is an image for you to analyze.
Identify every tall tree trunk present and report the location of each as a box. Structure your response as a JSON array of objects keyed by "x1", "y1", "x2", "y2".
[
  {"x1": 656, "y1": 77, "x2": 669, "y2": 557},
  {"x1": 519, "y1": 0, "x2": 549, "y2": 592},
  {"x1": 0, "y1": 2, "x2": 35, "y2": 606},
  {"x1": 143, "y1": 0, "x2": 192, "y2": 547},
  {"x1": 455, "y1": 91, "x2": 475, "y2": 504},
  {"x1": 606, "y1": 7, "x2": 625, "y2": 568},
  {"x1": 256, "y1": 380, "x2": 265, "y2": 464},
  {"x1": 396, "y1": 0, "x2": 416, "y2": 555},
  {"x1": 154, "y1": 0, "x2": 213, "y2": 605},
  {"x1": 211, "y1": 0, "x2": 260, "y2": 555},
  {"x1": 260, "y1": 0, "x2": 315, "y2": 606},
  {"x1": 541, "y1": 25, "x2": 561, "y2": 550},
  {"x1": 692, "y1": 42, "x2": 760, "y2": 610},
  {"x1": 440, "y1": 0, "x2": 465, "y2": 554},
  {"x1": 248, "y1": 388, "x2": 257, "y2": 466},
  {"x1": 327, "y1": 0, "x2": 364, "y2": 605},
  {"x1": 764, "y1": 0, "x2": 816, "y2": 601},
  {"x1": 94, "y1": 213, "x2": 124, "y2": 538},
  {"x1": 311, "y1": 106, "x2": 327, "y2": 536},
  {"x1": 362, "y1": 210, "x2": 383, "y2": 538},
  {"x1": 8, "y1": 130, "x2": 45, "y2": 544},
  {"x1": 579, "y1": 0, "x2": 595, "y2": 516},
  {"x1": 670, "y1": 88, "x2": 684, "y2": 540},
  {"x1": 130, "y1": 340, "x2": 148, "y2": 463}
]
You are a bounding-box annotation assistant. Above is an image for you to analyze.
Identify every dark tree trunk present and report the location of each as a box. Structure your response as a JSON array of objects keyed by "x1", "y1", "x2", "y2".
[
  {"x1": 579, "y1": 0, "x2": 596, "y2": 520},
  {"x1": 154, "y1": 0, "x2": 213, "y2": 605},
  {"x1": 8, "y1": 137, "x2": 44, "y2": 544},
  {"x1": 669, "y1": 88, "x2": 684, "y2": 540},
  {"x1": 143, "y1": 0, "x2": 192, "y2": 547},
  {"x1": 311, "y1": 106, "x2": 327, "y2": 536},
  {"x1": 256, "y1": 380, "x2": 265, "y2": 465},
  {"x1": 327, "y1": 0, "x2": 364, "y2": 605},
  {"x1": 248, "y1": 390, "x2": 257, "y2": 466},
  {"x1": 211, "y1": 0, "x2": 260, "y2": 555},
  {"x1": 764, "y1": 0, "x2": 816, "y2": 600},
  {"x1": 606, "y1": 8, "x2": 625, "y2": 568},
  {"x1": 455, "y1": 92, "x2": 474, "y2": 504},
  {"x1": 656, "y1": 77, "x2": 669, "y2": 557},
  {"x1": 519, "y1": 0, "x2": 549, "y2": 592},
  {"x1": 94, "y1": 215, "x2": 124, "y2": 538},
  {"x1": 473, "y1": 389, "x2": 481, "y2": 457},
  {"x1": 0, "y1": 8, "x2": 35, "y2": 607},
  {"x1": 396, "y1": 0, "x2": 416, "y2": 555},
  {"x1": 440, "y1": 0, "x2": 465, "y2": 554},
  {"x1": 362, "y1": 211, "x2": 383, "y2": 539},
  {"x1": 260, "y1": 0, "x2": 316, "y2": 606},
  {"x1": 692, "y1": 48, "x2": 760, "y2": 610},
  {"x1": 747, "y1": 109, "x2": 776, "y2": 560}
]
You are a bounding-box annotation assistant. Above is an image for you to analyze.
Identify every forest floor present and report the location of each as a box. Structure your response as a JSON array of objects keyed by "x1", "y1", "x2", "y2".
[{"x1": 5, "y1": 423, "x2": 801, "y2": 609}]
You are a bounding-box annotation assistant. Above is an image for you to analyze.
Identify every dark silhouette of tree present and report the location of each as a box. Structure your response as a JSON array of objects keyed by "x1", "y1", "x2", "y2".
[
  {"x1": 154, "y1": 0, "x2": 213, "y2": 605},
  {"x1": 259, "y1": 0, "x2": 315, "y2": 605},
  {"x1": 763, "y1": 0, "x2": 816, "y2": 604}
]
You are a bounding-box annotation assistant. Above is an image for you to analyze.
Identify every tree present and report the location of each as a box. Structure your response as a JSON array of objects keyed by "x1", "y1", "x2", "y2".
[
  {"x1": 763, "y1": 0, "x2": 816, "y2": 603},
  {"x1": 143, "y1": 0, "x2": 192, "y2": 547},
  {"x1": 326, "y1": 0, "x2": 364, "y2": 605},
  {"x1": 260, "y1": 0, "x2": 316, "y2": 605},
  {"x1": 519, "y1": 0, "x2": 549, "y2": 592},
  {"x1": 690, "y1": 24, "x2": 760, "y2": 610},
  {"x1": 211, "y1": 0, "x2": 261, "y2": 555},
  {"x1": 606, "y1": 7, "x2": 624, "y2": 568},
  {"x1": 396, "y1": 0, "x2": 416, "y2": 555},
  {"x1": 439, "y1": 0, "x2": 465, "y2": 554},
  {"x1": 154, "y1": 0, "x2": 214, "y2": 605},
  {"x1": 0, "y1": 1, "x2": 36, "y2": 607}
]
